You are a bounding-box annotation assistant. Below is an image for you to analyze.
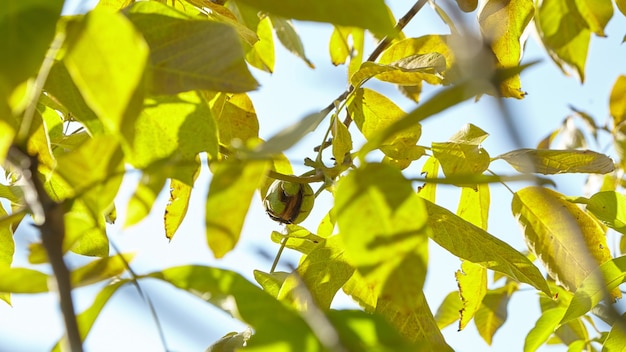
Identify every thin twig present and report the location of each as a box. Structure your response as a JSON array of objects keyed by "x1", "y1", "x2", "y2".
[{"x1": 8, "y1": 146, "x2": 83, "y2": 352}]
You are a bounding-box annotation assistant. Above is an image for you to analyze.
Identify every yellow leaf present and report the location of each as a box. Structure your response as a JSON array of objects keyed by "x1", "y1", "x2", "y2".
[
  {"x1": 512, "y1": 187, "x2": 615, "y2": 295},
  {"x1": 475, "y1": 283, "x2": 517, "y2": 345},
  {"x1": 456, "y1": 261, "x2": 487, "y2": 330},
  {"x1": 478, "y1": 0, "x2": 534, "y2": 98},
  {"x1": 329, "y1": 26, "x2": 352, "y2": 66},
  {"x1": 206, "y1": 92, "x2": 260, "y2": 145},
  {"x1": 270, "y1": 16, "x2": 314, "y2": 68},
  {"x1": 331, "y1": 116, "x2": 352, "y2": 166},
  {"x1": 495, "y1": 148, "x2": 614, "y2": 175},
  {"x1": 165, "y1": 164, "x2": 200, "y2": 241},
  {"x1": 246, "y1": 15, "x2": 275, "y2": 73}
]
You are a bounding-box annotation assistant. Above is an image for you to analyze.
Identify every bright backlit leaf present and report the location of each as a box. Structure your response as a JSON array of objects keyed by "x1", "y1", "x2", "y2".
[
  {"x1": 253, "y1": 270, "x2": 289, "y2": 298},
  {"x1": 534, "y1": 0, "x2": 591, "y2": 81},
  {"x1": 205, "y1": 92, "x2": 260, "y2": 145},
  {"x1": 331, "y1": 116, "x2": 352, "y2": 166},
  {"x1": 432, "y1": 124, "x2": 490, "y2": 183},
  {"x1": 603, "y1": 319, "x2": 626, "y2": 351},
  {"x1": 575, "y1": 0, "x2": 613, "y2": 37},
  {"x1": 0, "y1": 201, "x2": 14, "y2": 271},
  {"x1": 125, "y1": 172, "x2": 167, "y2": 228},
  {"x1": 234, "y1": 0, "x2": 395, "y2": 36},
  {"x1": 165, "y1": 163, "x2": 200, "y2": 241},
  {"x1": 277, "y1": 236, "x2": 353, "y2": 310},
  {"x1": 524, "y1": 307, "x2": 566, "y2": 352},
  {"x1": 246, "y1": 15, "x2": 275, "y2": 73},
  {"x1": 495, "y1": 148, "x2": 615, "y2": 175},
  {"x1": 478, "y1": 0, "x2": 533, "y2": 98},
  {"x1": 512, "y1": 187, "x2": 616, "y2": 296},
  {"x1": 348, "y1": 89, "x2": 422, "y2": 165},
  {"x1": 350, "y1": 53, "x2": 446, "y2": 87},
  {"x1": 206, "y1": 160, "x2": 269, "y2": 258},
  {"x1": 64, "y1": 9, "x2": 148, "y2": 133},
  {"x1": 148, "y1": 265, "x2": 318, "y2": 350},
  {"x1": 0, "y1": 267, "x2": 48, "y2": 293},
  {"x1": 571, "y1": 191, "x2": 626, "y2": 234},
  {"x1": 435, "y1": 291, "x2": 463, "y2": 329},
  {"x1": 125, "y1": 1, "x2": 258, "y2": 94},
  {"x1": 560, "y1": 256, "x2": 626, "y2": 325},
  {"x1": 425, "y1": 200, "x2": 551, "y2": 295}
]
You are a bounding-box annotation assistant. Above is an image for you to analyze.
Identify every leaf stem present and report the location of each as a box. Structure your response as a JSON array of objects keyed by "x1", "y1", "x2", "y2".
[{"x1": 270, "y1": 237, "x2": 288, "y2": 273}]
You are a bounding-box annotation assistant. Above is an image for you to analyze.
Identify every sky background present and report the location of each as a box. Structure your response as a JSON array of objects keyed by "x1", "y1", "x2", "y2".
[{"x1": 1, "y1": 1, "x2": 626, "y2": 351}]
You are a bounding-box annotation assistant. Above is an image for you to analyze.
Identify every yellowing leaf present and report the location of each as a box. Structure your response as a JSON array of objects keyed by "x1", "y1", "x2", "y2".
[
  {"x1": 64, "y1": 9, "x2": 148, "y2": 133},
  {"x1": 456, "y1": 261, "x2": 487, "y2": 331},
  {"x1": 610, "y1": 75, "x2": 626, "y2": 126},
  {"x1": 575, "y1": 0, "x2": 613, "y2": 37},
  {"x1": 125, "y1": 172, "x2": 167, "y2": 228},
  {"x1": 206, "y1": 160, "x2": 269, "y2": 258},
  {"x1": 475, "y1": 283, "x2": 516, "y2": 345},
  {"x1": 524, "y1": 307, "x2": 566, "y2": 352},
  {"x1": 0, "y1": 267, "x2": 48, "y2": 293},
  {"x1": 329, "y1": 26, "x2": 352, "y2": 66},
  {"x1": 603, "y1": 319, "x2": 626, "y2": 351},
  {"x1": 125, "y1": 2, "x2": 258, "y2": 94},
  {"x1": 426, "y1": 200, "x2": 551, "y2": 295},
  {"x1": 617, "y1": 0, "x2": 626, "y2": 17},
  {"x1": 478, "y1": 0, "x2": 534, "y2": 98},
  {"x1": 0, "y1": 204, "x2": 14, "y2": 270},
  {"x1": 348, "y1": 89, "x2": 422, "y2": 165},
  {"x1": 378, "y1": 35, "x2": 454, "y2": 85},
  {"x1": 330, "y1": 119, "x2": 352, "y2": 167},
  {"x1": 277, "y1": 236, "x2": 353, "y2": 310},
  {"x1": 350, "y1": 54, "x2": 446, "y2": 87},
  {"x1": 270, "y1": 16, "x2": 314, "y2": 68},
  {"x1": 417, "y1": 156, "x2": 440, "y2": 203},
  {"x1": 205, "y1": 92, "x2": 260, "y2": 145},
  {"x1": 512, "y1": 187, "x2": 615, "y2": 295},
  {"x1": 165, "y1": 165, "x2": 200, "y2": 241},
  {"x1": 434, "y1": 291, "x2": 463, "y2": 329},
  {"x1": 234, "y1": 0, "x2": 395, "y2": 36},
  {"x1": 253, "y1": 270, "x2": 289, "y2": 298},
  {"x1": 573, "y1": 191, "x2": 626, "y2": 234},
  {"x1": 560, "y1": 256, "x2": 626, "y2": 325},
  {"x1": 432, "y1": 124, "x2": 490, "y2": 184},
  {"x1": 495, "y1": 148, "x2": 614, "y2": 174},
  {"x1": 534, "y1": 0, "x2": 591, "y2": 82}
]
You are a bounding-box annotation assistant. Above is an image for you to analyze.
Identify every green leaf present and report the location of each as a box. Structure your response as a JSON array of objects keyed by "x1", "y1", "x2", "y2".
[
  {"x1": 434, "y1": 291, "x2": 463, "y2": 329},
  {"x1": 0, "y1": 203, "x2": 15, "y2": 270},
  {"x1": 603, "y1": 320, "x2": 626, "y2": 352},
  {"x1": 575, "y1": 0, "x2": 613, "y2": 37},
  {"x1": 478, "y1": 0, "x2": 534, "y2": 98},
  {"x1": 206, "y1": 330, "x2": 252, "y2": 352},
  {"x1": 610, "y1": 75, "x2": 626, "y2": 126},
  {"x1": 0, "y1": 267, "x2": 48, "y2": 293},
  {"x1": 336, "y1": 163, "x2": 429, "y2": 294},
  {"x1": 326, "y1": 310, "x2": 424, "y2": 351},
  {"x1": 474, "y1": 283, "x2": 516, "y2": 345},
  {"x1": 64, "y1": 9, "x2": 148, "y2": 134},
  {"x1": 270, "y1": 16, "x2": 314, "y2": 68},
  {"x1": 44, "y1": 62, "x2": 104, "y2": 135},
  {"x1": 425, "y1": 200, "x2": 551, "y2": 295},
  {"x1": 234, "y1": 0, "x2": 395, "y2": 36},
  {"x1": 125, "y1": 92, "x2": 219, "y2": 169},
  {"x1": 65, "y1": 199, "x2": 110, "y2": 258},
  {"x1": 560, "y1": 256, "x2": 626, "y2": 325},
  {"x1": 253, "y1": 270, "x2": 289, "y2": 298},
  {"x1": 52, "y1": 280, "x2": 129, "y2": 352},
  {"x1": 512, "y1": 187, "x2": 616, "y2": 296},
  {"x1": 534, "y1": 0, "x2": 592, "y2": 81},
  {"x1": 205, "y1": 92, "x2": 260, "y2": 145},
  {"x1": 245, "y1": 15, "x2": 275, "y2": 73},
  {"x1": 495, "y1": 149, "x2": 615, "y2": 175},
  {"x1": 417, "y1": 156, "x2": 440, "y2": 203},
  {"x1": 147, "y1": 265, "x2": 318, "y2": 350},
  {"x1": 524, "y1": 307, "x2": 566, "y2": 352},
  {"x1": 270, "y1": 225, "x2": 325, "y2": 255},
  {"x1": 331, "y1": 115, "x2": 352, "y2": 166},
  {"x1": 71, "y1": 254, "x2": 134, "y2": 288},
  {"x1": 574, "y1": 191, "x2": 626, "y2": 234},
  {"x1": 125, "y1": 1, "x2": 258, "y2": 94},
  {"x1": 206, "y1": 160, "x2": 269, "y2": 258},
  {"x1": 277, "y1": 236, "x2": 354, "y2": 310},
  {"x1": 0, "y1": 0, "x2": 63, "y2": 96},
  {"x1": 253, "y1": 109, "x2": 330, "y2": 156},
  {"x1": 348, "y1": 89, "x2": 423, "y2": 166},
  {"x1": 125, "y1": 172, "x2": 167, "y2": 228}
]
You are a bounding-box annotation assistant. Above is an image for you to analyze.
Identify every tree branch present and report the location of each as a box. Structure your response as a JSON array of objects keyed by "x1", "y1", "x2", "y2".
[{"x1": 8, "y1": 146, "x2": 83, "y2": 352}]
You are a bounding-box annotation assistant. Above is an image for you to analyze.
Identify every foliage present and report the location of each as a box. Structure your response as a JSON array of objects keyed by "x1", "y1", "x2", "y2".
[{"x1": 1, "y1": 0, "x2": 626, "y2": 351}]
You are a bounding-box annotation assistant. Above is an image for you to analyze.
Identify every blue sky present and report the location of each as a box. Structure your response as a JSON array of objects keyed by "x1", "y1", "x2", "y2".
[{"x1": 2, "y1": 1, "x2": 626, "y2": 351}]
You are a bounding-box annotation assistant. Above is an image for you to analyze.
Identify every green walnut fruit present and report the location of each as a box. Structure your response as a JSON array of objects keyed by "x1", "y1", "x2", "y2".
[{"x1": 264, "y1": 180, "x2": 314, "y2": 224}]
